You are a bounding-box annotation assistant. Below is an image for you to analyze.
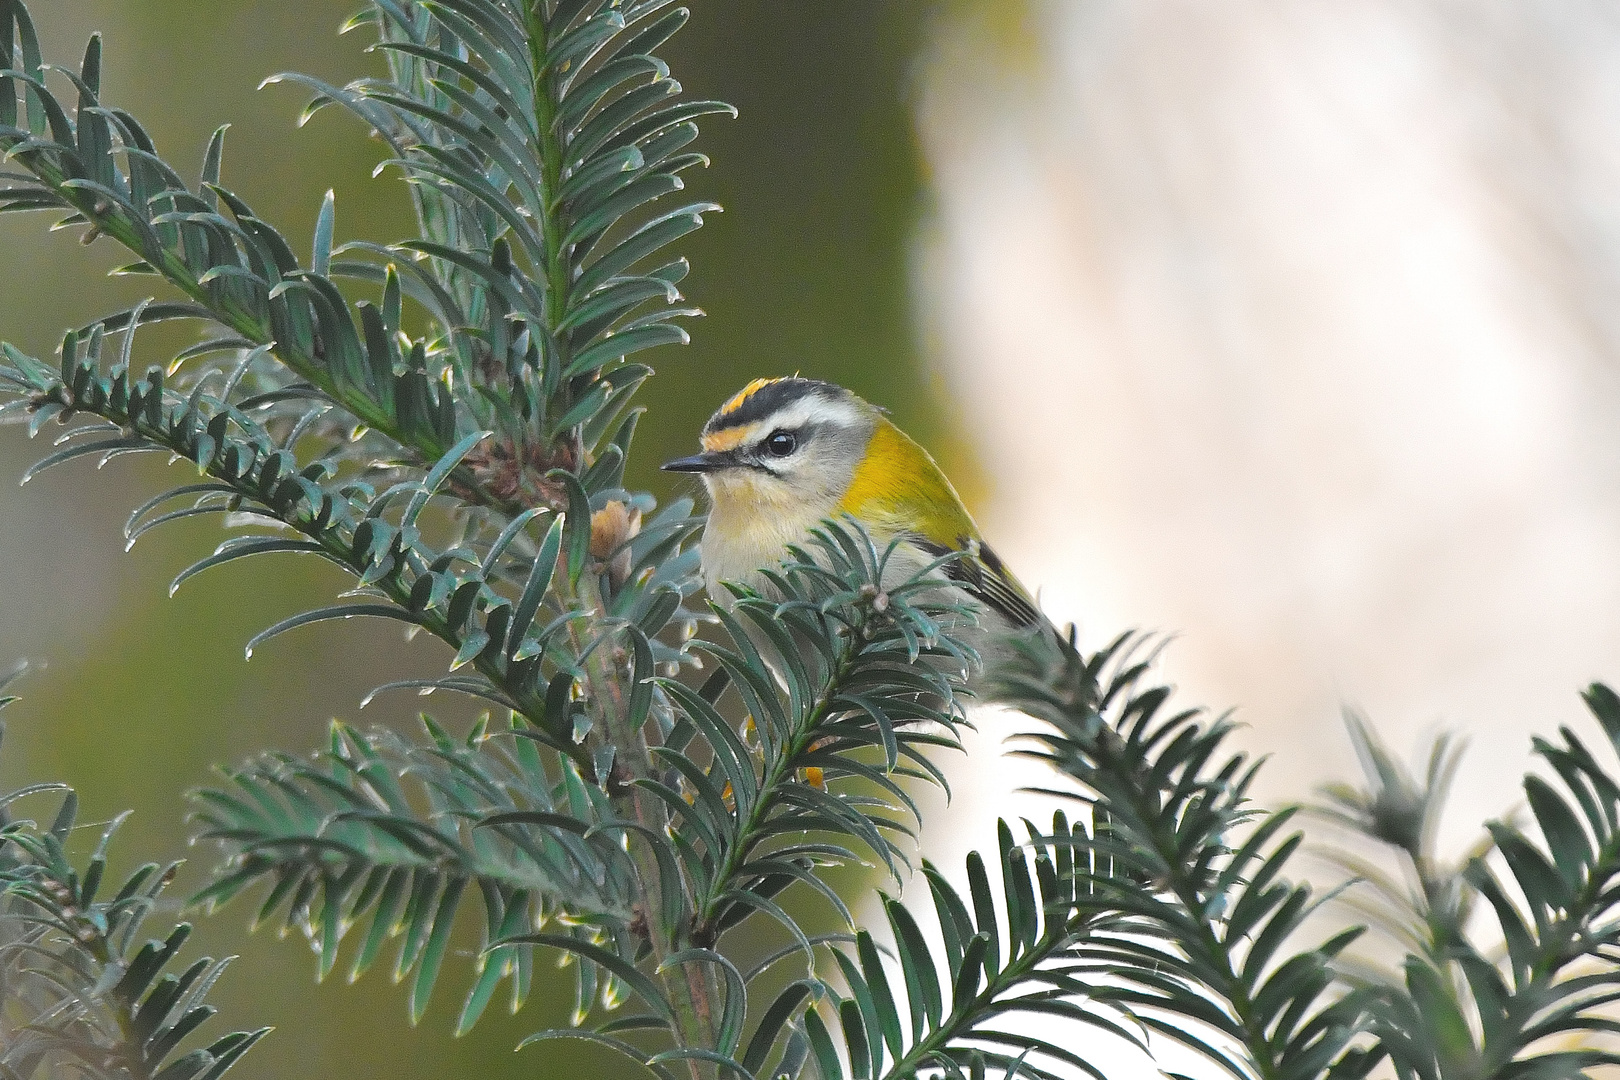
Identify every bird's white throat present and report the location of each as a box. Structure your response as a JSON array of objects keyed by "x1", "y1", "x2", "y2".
[{"x1": 698, "y1": 470, "x2": 840, "y2": 595}]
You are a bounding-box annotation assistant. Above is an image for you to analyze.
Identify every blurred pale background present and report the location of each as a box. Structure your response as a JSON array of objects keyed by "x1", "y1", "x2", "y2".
[
  {"x1": 4, "y1": 2, "x2": 1620, "y2": 1077},
  {"x1": 919, "y1": 0, "x2": 1620, "y2": 876}
]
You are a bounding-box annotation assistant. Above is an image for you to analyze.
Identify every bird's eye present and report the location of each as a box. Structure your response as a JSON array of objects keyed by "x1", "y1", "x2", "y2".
[{"x1": 764, "y1": 430, "x2": 797, "y2": 457}]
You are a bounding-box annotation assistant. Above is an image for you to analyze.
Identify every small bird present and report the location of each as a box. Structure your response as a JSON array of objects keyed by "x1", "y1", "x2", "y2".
[{"x1": 661, "y1": 377, "x2": 1051, "y2": 660}]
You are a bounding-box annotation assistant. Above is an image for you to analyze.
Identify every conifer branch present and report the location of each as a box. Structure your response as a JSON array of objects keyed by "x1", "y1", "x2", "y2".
[
  {"x1": 998, "y1": 634, "x2": 1368, "y2": 1080},
  {"x1": 1314, "y1": 690, "x2": 1620, "y2": 1078},
  {"x1": 0, "y1": 678, "x2": 267, "y2": 1080},
  {"x1": 681, "y1": 531, "x2": 972, "y2": 943}
]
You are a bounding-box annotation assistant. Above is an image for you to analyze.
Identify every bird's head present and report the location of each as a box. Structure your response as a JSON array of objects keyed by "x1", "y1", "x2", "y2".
[{"x1": 661, "y1": 377, "x2": 879, "y2": 515}]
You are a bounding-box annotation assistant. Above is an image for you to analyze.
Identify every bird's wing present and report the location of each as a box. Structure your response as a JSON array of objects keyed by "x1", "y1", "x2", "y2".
[{"x1": 911, "y1": 533, "x2": 1045, "y2": 630}]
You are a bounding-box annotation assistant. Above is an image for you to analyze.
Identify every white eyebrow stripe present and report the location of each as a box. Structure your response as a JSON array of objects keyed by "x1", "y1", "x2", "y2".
[{"x1": 756, "y1": 394, "x2": 864, "y2": 434}]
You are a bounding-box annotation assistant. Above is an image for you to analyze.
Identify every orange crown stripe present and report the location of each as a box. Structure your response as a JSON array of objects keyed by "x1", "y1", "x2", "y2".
[
  {"x1": 701, "y1": 424, "x2": 757, "y2": 452},
  {"x1": 718, "y1": 377, "x2": 783, "y2": 417}
]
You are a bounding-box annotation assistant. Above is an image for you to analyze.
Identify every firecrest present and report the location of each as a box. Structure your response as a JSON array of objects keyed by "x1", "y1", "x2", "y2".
[{"x1": 662, "y1": 377, "x2": 1052, "y2": 659}]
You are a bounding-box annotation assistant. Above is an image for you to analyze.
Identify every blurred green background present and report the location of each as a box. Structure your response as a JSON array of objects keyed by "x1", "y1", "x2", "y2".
[{"x1": 0, "y1": 2, "x2": 967, "y2": 1076}]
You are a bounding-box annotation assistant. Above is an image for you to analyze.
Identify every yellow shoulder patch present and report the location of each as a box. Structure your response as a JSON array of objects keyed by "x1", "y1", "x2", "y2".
[
  {"x1": 837, "y1": 418, "x2": 977, "y2": 549},
  {"x1": 718, "y1": 377, "x2": 783, "y2": 418}
]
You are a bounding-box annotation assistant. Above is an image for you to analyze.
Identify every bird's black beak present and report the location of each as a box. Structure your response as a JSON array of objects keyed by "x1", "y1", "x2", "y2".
[{"x1": 661, "y1": 452, "x2": 726, "y2": 473}]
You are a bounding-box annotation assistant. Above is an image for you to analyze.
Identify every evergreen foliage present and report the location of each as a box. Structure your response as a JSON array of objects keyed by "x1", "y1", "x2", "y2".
[
  {"x1": 3, "y1": 2, "x2": 1620, "y2": 1078},
  {"x1": 1313, "y1": 692, "x2": 1620, "y2": 1079},
  {"x1": 0, "y1": 668, "x2": 268, "y2": 1080},
  {"x1": 996, "y1": 636, "x2": 1368, "y2": 1080}
]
